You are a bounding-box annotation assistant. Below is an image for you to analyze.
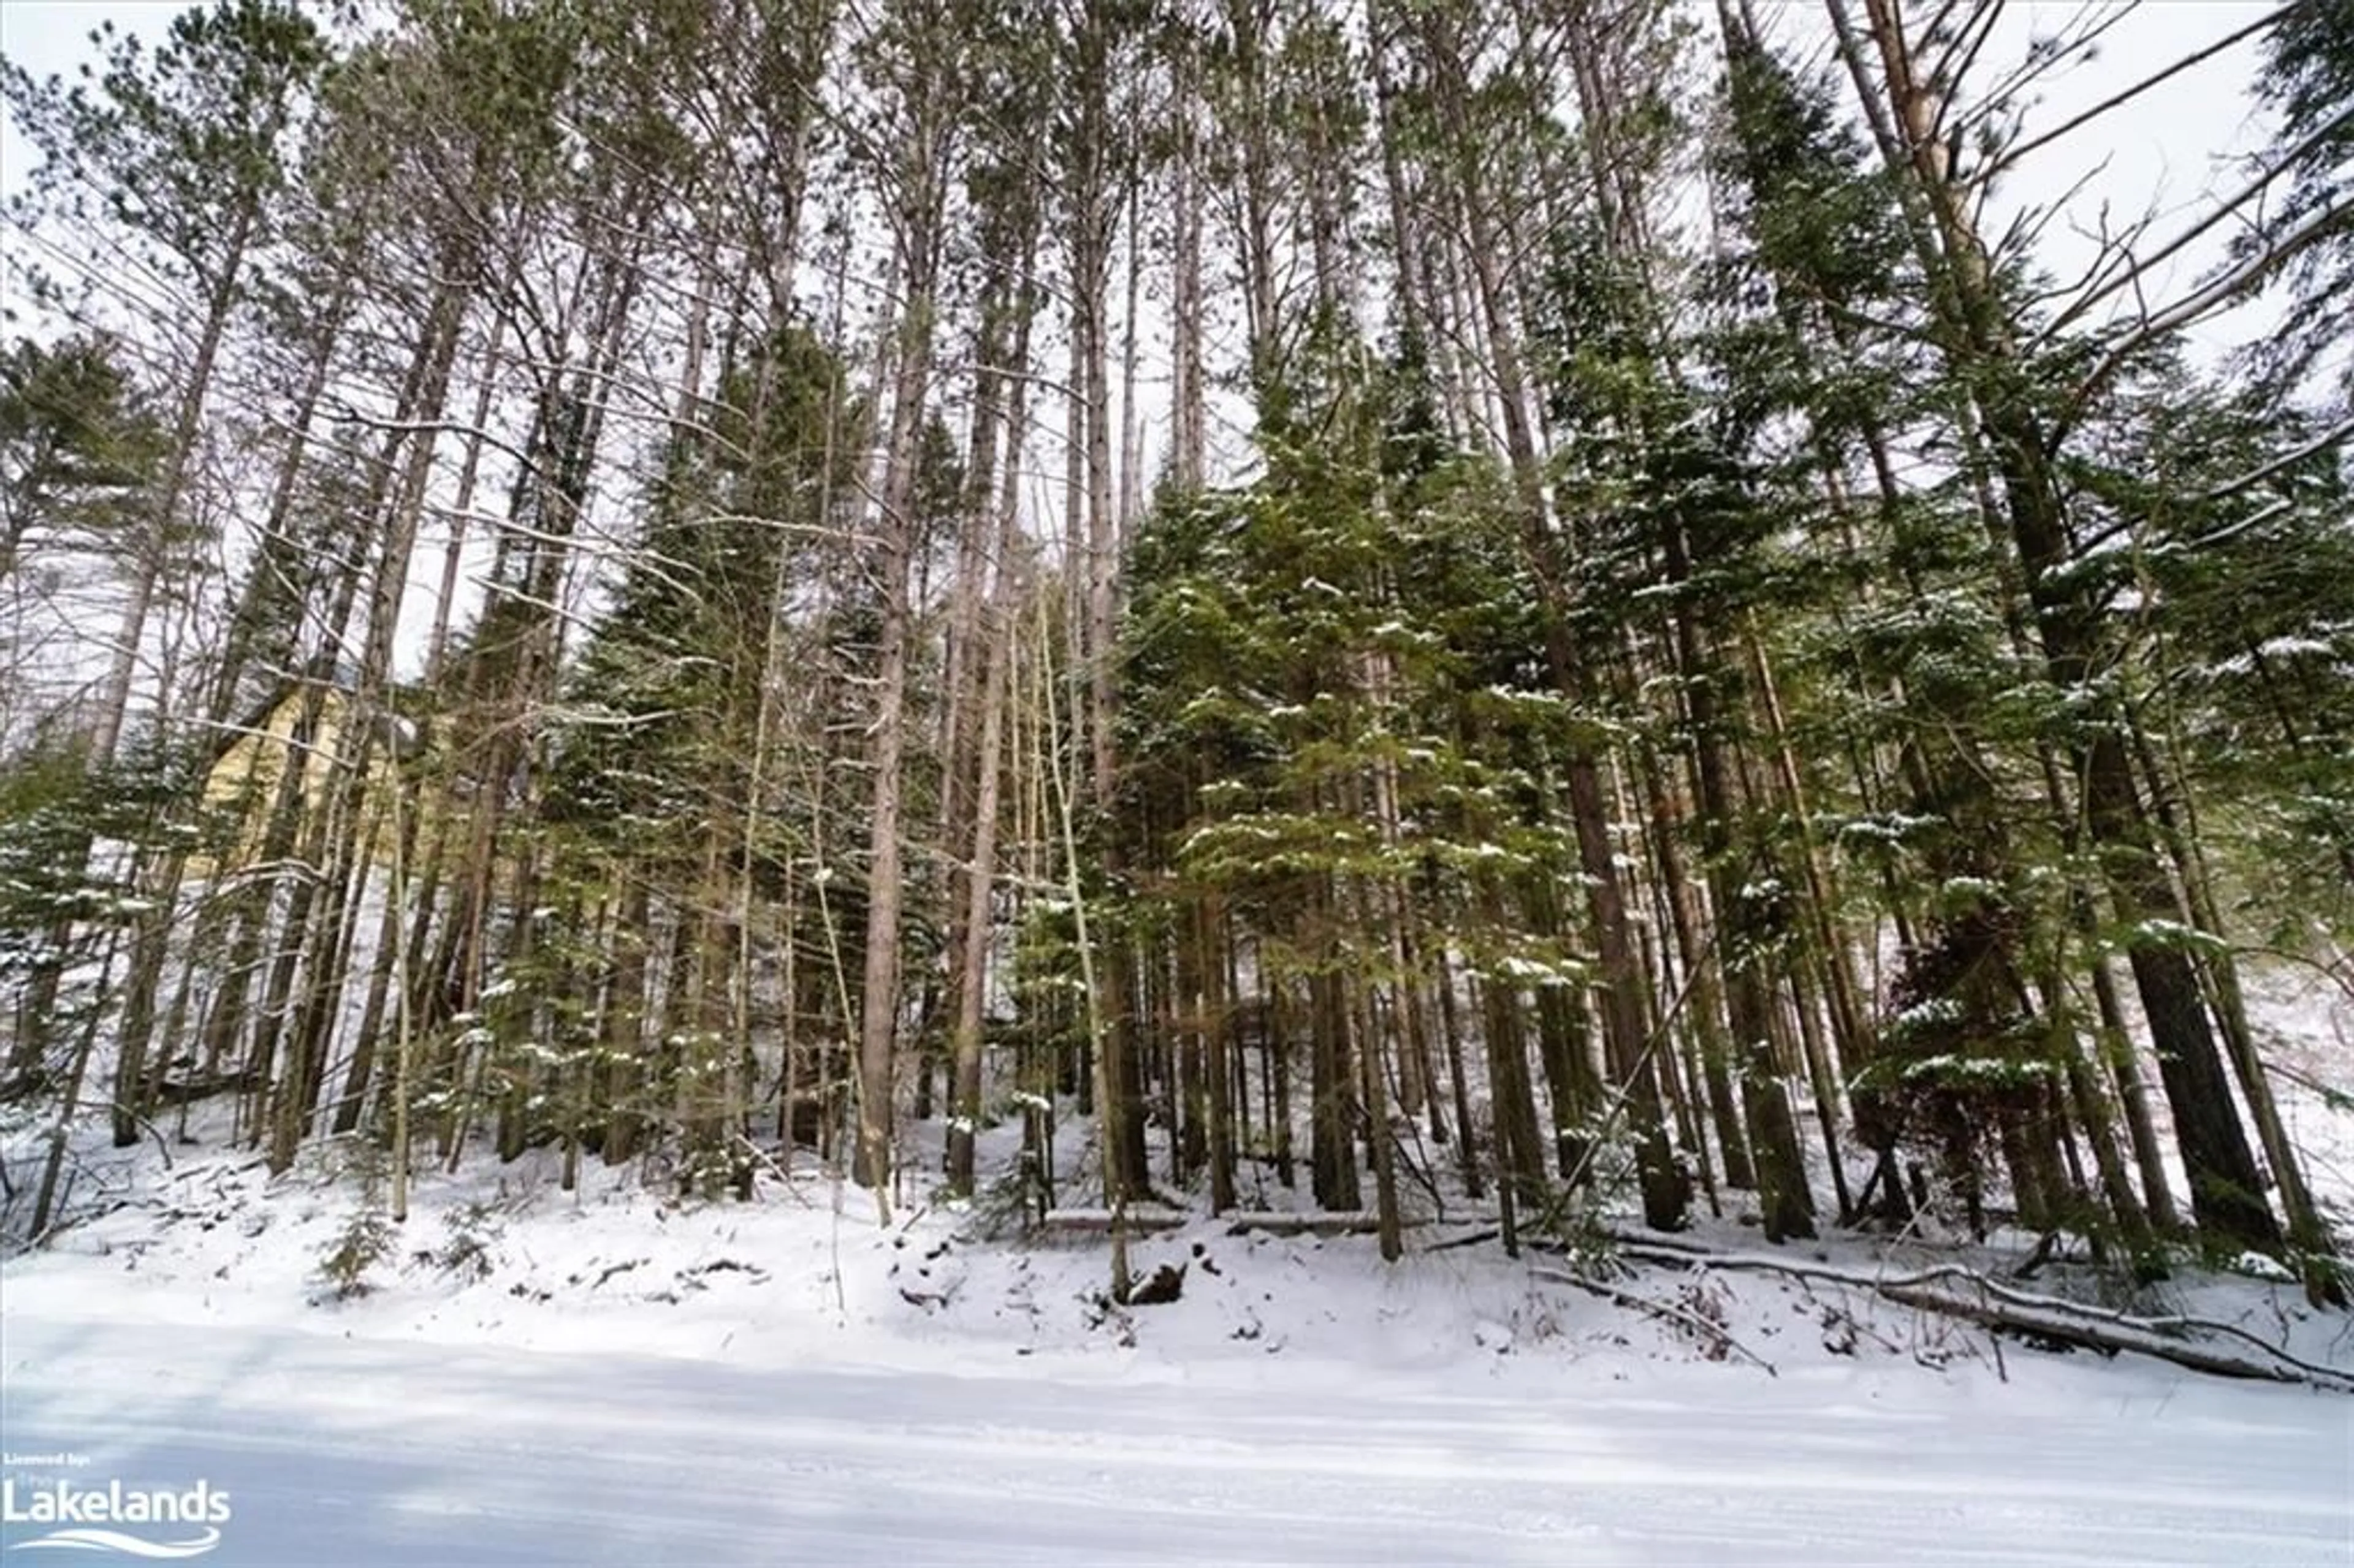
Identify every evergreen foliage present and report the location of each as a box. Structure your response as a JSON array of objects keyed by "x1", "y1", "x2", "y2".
[{"x1": 0, "y1": 0, "x2": 2341, "y2": 1287}]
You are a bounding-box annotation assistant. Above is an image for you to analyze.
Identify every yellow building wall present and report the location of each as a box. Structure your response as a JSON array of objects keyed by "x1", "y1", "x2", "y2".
[{"x1": 197, "y1": 692, "x2": 424, "y2": 875}]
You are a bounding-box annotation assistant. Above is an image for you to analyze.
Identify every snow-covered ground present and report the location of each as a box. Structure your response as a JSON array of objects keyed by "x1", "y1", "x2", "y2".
[
  {"x1": 4, "y1": 963, "x2": 2350, "y2": 1563},
  {"x1": 6, "y1": 1135, "x2": 2353, "y2": 1565},
  {"x1": 5, "y1": 1309, "x2": 2349, "y2": 1566}
]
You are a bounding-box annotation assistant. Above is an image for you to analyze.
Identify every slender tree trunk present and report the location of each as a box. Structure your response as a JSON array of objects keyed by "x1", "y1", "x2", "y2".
[
  {"x1": 853, "y1": 34, "x2": 959, "y2": 1201},
  {"x1": 1837, "y1": 0, "x2": 2282, "y2": 1252}
]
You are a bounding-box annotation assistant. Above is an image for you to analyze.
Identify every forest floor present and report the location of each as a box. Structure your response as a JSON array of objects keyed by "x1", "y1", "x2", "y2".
[{"x1": 2, "y1": 962, "x2": 2351, "y2": 1562}]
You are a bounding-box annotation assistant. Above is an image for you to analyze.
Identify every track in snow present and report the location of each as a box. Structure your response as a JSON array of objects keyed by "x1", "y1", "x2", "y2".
[{"x1": 2, "y1": 1315, "x2": 2347, "y2": 1565}]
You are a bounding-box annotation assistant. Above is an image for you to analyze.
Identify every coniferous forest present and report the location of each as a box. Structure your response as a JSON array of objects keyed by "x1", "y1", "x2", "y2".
[{"x1": 2, "y1": 0, "x2": 2350, "y2": 1309}]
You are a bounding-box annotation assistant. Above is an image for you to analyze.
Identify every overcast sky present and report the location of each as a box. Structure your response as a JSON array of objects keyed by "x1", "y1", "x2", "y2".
[
  {"x1": 0, "y1": 0, "x2": 2285, "y2": 350},
  {"x1": 0, "y1": 0, "x2": 2291, "y2": 693},
  {"x1": 1, "y1": 1, "x2": 184, "y2": 180}
]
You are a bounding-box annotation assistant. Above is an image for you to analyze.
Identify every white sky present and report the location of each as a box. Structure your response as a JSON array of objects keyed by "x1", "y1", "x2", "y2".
[
  {"x1": 0, "y1": 2, "x2": 185, "y2": 192},
  {"x1": 1, "y1": 0, "x2": 2282, "y2": 336},
  {"x1": 0, "y1": 0, "x2": 2293, "y2": 717}
]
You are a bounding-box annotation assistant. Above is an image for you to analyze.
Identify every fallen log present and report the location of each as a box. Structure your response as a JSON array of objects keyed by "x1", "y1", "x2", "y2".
[
  {"x1": 1535, "y1": 1267, "x2": 1780, "y2": 1377},
  {"x1": 1603, "y1": 1232, "x2": 2354, "y2": 1395},
  {"x1": 1040, "y1": 1208, "x2": 1500, "y2": 1239}
]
